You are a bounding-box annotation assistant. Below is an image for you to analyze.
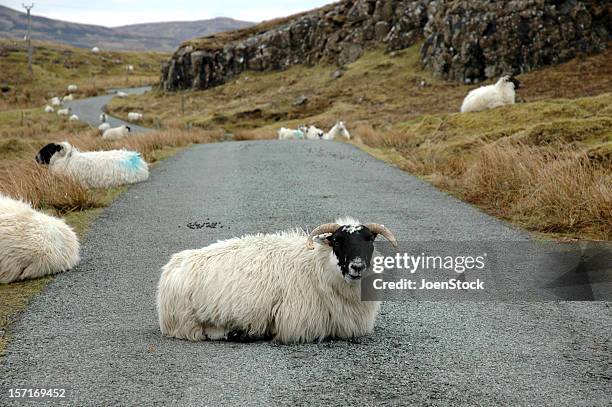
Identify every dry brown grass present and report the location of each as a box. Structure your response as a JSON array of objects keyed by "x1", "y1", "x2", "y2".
[{"x1": 0, "y1": 128, "x2": 223, "y2": 213}]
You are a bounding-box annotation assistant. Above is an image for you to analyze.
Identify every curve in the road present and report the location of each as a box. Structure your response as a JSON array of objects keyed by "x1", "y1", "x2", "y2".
[
  {"x1": 1, "y1": 140, "x2": 610, "y2": 406},
  {"x1": 64, "y1": 86, "x2": 152, "y2": 133}
]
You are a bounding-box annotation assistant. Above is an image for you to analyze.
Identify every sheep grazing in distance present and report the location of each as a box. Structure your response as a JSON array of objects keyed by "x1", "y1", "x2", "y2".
[
  {"x1": 0, "y1": 194, "x2": 80, "y2": 284},
  {"x1": 460, "y1": 75, "x2": 521, "y2": 113},
  {"x1": 91, "y1": 46, "x2": 100, "y2": 53},
  {"x1": 127, "y1": 112, "x2": 143, "y2": 122},
  {"x1": 62, "y1": 94, "x2": 74, "y2": 102},
  {"x1": 323, "y1": 121, "x2": 351, "y2": 140},
  {"x1": 99, "y1": 113, "x2": 108, "y2": 123},
  {"x1": 98, "y1": 122, "x2": 111, "y2": 133},
  {"x1": 67, "y1": 84, "x2": 78, "y2": 93},
  {"x1": 50, "y1": 96, "x2": 62, "y2": 106},
  {"x1": 44, "y1": 105, "x2": 54, "y2": 113},
  {"x1": 69, "y1": 114, "x2": 79, "y2": 122},
  {"x1": 102, "y1": 125, "x2": 131, "y2": 140},
  {"x1": 305, "y1": 125, "x2": 325, "y2": 140},
  {"x1": 157, "y1": 217, "x2": 398, "y2": 344},
  {"x1": 57, "y1": 107, "x2": 71, "y2": 116},
  {"x1": 35, "y1": 141, "x2": 149, "y2": 189},
  {"x1": 116, "y1": 91, "x2": 128, "y2": 98},
  {"x1": 278, "y1": 125, "x2": 307, "y2": 140}
]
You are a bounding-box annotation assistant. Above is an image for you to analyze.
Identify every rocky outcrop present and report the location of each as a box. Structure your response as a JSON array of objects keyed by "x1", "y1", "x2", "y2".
[
  {"x1": 161, "y1": 0, "x2": 610, "y2": 90},
  {"x1": 420, "y1": 1, "x2": 611, "y2": 83}
]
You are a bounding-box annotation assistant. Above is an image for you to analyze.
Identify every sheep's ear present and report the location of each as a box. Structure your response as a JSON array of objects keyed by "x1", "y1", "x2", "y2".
[{"x1": 313, "y1": 233, "x2": 333, "y2": 247}]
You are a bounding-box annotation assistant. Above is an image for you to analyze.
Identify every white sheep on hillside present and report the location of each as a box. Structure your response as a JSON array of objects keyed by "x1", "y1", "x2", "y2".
[
  {"x1": 67, "y1": 84, "x2": 78, "y2": 93},
  {"x1": 92, "y1": 46, "x2": 100, "y2": 53},
  {"x1": 69, "y1": 114, "x2": 79, "y2": 122},
  {"x1": 50, "y1": 97, "x2": 62, "y2": 106},
  {"x1": 44, "y1": 105, "x2": 54, "y2": 113},
  {"x1": 460, "y1": 75, "x2": 521, "y2": 113},
  {"x1": 0, "y1": 194, "x2": 80, "y2": 284},
  {"x1": 62, "y1": 94, "x2": 74, "y2": 102},
  {"x1": 116, "y1": 91, "x2": 128, "y2": 98},
  {"x1": 157, "y1": 217, "x2": 397, "y2": 343},
  {"x1": 305, "y1": 125, "x2": 325, "y2": 140},
  {"x1": 102, "y1": 125, "x2": 131, "y2": 140},
  {"x1": 323, "y1": 121, "x2": 351, "y2": 140},
  {"x1": 57, "y1": 107, "x2": 71, "y2": 116},
  {"x1": 278, "y1": 125, "x2": 307, "y2": 140},
  {"x1": 35, "y1": 141, "x2": 149, "y2": 189},
  {"x1": 127, "y1": 112, "x2": 143, "y2": 122}
]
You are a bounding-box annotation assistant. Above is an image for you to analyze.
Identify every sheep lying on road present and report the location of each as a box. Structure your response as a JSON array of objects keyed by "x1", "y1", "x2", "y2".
[
  {"x1": 127, "y1": 112, "x2": 143, "y2": 122},
  {"x1": 102, "y1": 125, "x2": 131, "y2": 140},
  {"x1": 35, "y1": 141, "x2": 149, "y2": 189},
  {"x1": 460, "y1": 75, "x2": 521, "y2": 113},
  {"x1": 157, "y1": 217, "x2": 397, "y2": 343},
  {"x1": 0, "y1": 194, "x2": 80, "y2": 284}
]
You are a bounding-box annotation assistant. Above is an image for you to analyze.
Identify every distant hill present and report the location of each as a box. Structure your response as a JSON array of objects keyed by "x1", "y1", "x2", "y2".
[{"x1": 0, "y1": 5, "x2": 253, "y2": 52}]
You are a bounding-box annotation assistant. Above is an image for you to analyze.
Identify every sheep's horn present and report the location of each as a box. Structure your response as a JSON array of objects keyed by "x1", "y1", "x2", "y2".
[
  {"x1": 306, "y1": 223, "x2": 340, "y2": 249},
  {"x1": 365, "y1": 223, "x2": 398, "y2": 248}
]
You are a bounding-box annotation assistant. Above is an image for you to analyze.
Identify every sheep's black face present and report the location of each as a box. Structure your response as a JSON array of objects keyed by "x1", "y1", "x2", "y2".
[
  {"x1": 508, "y1": 76, "x2": 521, "y2": 89},
  {"x1": 325, "y1": 225, "x2": 376, "y2": 283},
  {"x1": 126, "y1": 126, "x2": 131, "y2": 132},
  {"x1": 35, "y1": 143, "x2": 62, "y2": 165}
]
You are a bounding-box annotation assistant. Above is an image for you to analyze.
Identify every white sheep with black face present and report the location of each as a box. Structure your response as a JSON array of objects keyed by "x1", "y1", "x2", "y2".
[
  {"x1": 35, "y1": 141, "x2": 148, "y2": 189},
  {"x1": 102, "y1": 125, "x2": 131, "y2": 140},
  {"x1": 460, "y1": 75, "x2": 521, "y2": 113},
  {"x1": 157, "y1": 217, "x2": 397, "y2": 344},
  {"x1": 0, "y1": 194, "x2": 80, "y2": 284}
]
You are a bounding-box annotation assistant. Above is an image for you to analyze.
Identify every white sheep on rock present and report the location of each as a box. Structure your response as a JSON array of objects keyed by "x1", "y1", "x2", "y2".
[
  {"x1": 35, "y1": 141, "x2": 148, "y2": 189},
  {"x1": 0, "y1": 194, "x2": 80, "y2": 284},
  {"x1": 157, "y1": 217, "x2": 397, "y2": 344},
  {"x1": 102, "y1": 125, "x2": 131, "y2": 140},
  {"x1": 460, "y1": 75, "x2": 521, "y2": 113}
]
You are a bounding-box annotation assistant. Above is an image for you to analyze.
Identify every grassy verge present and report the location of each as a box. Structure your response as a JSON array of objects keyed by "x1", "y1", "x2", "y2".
[
  {"x1": 108, "y1": 43, "x2": 612, "y2": 240},
  {"x1": 0, "y1": 126, "x2": 223, "y2": 357},
  {"x1": 0, "y1": 39, "x2": 168, "y2": 111}
]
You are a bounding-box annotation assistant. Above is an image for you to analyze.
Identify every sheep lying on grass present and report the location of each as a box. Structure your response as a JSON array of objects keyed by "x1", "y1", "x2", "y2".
[
  {"x1": 50, "y1": 97, "x2": 62, "y2": 106},
  {"x1": 102, "y1": 125, "x2": 131, "y2": 140},
  {"x1": 35, "y1": 141, "x2": 149, "y2": 189},
  {"x1": 44, "y1": 105, "x2": 54, "y2": 113},
  {"x1": 278, "y1": 125, "x2": 307, "y2": 140},
  {"x1": 127, "y1": 112, "x2": 143, "y2": 122},
  {"x1": 67, "y1": 84, "x2": 78, "y2": 93},
  {"x1": 461, "y1": 75, "x2": 521, "y2": 113},
  {"x1": 98, "y1": 122, "x2": 111, "y2": 133},
  {"x1": 57, "y1": 107, "x2": 71, "y2": 117},
  {"x1": 62, "y1": 94, "x2": 74, "y2": 102},
  {"x1": 0, "y1": 194, "x2": 80, "y2": 284},
  {"x1": 69, "y1": 114, "x2": 79, "y2": 122},
  {"x1": 157, "y1": 217, "x2": 397, "y2": 343}
]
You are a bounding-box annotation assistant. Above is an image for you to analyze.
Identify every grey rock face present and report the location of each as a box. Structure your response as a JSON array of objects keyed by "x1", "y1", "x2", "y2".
[{"x1": 160, "y1": 0, "x2": 610, "y2": 90}]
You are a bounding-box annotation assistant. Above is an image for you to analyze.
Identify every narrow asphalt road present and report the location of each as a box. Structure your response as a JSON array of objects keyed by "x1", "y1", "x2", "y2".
[
  {"x1": 64, "y1": 86, "x2": 152, "y2": 132},
  {"x1": 1, "y1": 141, "x2": 610, "y2": 405}
]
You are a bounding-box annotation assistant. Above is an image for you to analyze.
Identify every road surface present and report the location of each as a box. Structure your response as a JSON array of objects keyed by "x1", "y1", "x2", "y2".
[
  {"x1": 64, "y1": 87, "x2": 152, "y2": 133},
  {"x1": 1, "y1": 139, "x2": 610, "y2": 405}
]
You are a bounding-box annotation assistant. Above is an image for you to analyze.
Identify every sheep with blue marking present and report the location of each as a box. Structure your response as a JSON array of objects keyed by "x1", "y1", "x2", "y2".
[
  {"x1": 35, "y1": 141, "x2": 149, "y2": 189},
  {"x1": 461, "y1": 75, "x2": 521, "y2": 113},
  {"x1": 0, "y1": 194, "x2": 80, "y2": 284},
  {"x1": 278, "y1": 125, "x2": 307, "y2": 140}
]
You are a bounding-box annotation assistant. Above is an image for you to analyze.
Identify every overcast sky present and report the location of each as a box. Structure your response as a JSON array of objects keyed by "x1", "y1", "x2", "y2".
[{"x1": 3, "y1": 0, "x2": 333, "y2": 27}]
